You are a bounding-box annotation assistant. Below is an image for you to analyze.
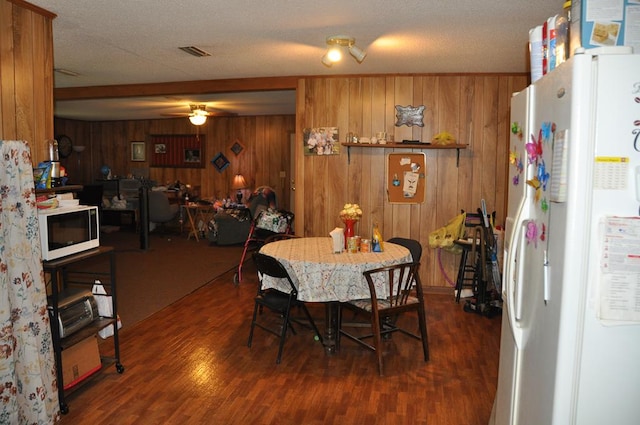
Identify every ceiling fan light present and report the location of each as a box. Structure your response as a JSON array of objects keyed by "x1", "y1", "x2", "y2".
[
  {"x1": 189, "y1": 114, "x2": 207, "y2": 126},
  {"x1": 349, "y1": 45, "x2": 366, "y2": 63}
]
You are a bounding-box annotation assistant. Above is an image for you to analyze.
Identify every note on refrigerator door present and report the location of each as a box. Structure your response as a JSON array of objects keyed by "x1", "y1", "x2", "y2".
[
  {"x1": 594, "y1": 157, "x2": 629, "y2": 190},
  {"x1": 597, "y1": 216, "x2": 640, "y2": 324}
]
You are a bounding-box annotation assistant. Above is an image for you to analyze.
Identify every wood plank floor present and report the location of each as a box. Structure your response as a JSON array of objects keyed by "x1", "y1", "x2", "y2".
[{"x1": 58, "y1": 261, "x2": 502, "y2": 425}]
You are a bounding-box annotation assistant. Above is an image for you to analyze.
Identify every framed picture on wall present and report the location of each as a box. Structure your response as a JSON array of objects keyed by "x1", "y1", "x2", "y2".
[
  {"x1": 230, "y1": 139, "x2": 244, "y2": 156},
  {"x1": 184, "y1": 148, "x2": 201, "y2": 163},
  {"x1": 211, "y1": 152, "x2": 230, "y2": 173},
  {"x1": 303, "y1": 127, "x2": 340, "y2": 156},
  {"x1": 131, "y1": 141, "x2": 145, "y2": 161}
]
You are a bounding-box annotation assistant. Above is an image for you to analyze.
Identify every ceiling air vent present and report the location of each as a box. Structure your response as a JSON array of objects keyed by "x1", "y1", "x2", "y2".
[
  {"x1": 178, "y1": 46, "x2": 212, "y2": 57},
  {"x1": 54, "y1": 68, "x2": 80, "y2": 77}
]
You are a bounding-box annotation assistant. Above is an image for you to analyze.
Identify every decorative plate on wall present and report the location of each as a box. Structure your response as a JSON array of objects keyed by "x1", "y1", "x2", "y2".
[{"x1": 395, "y1": 105, "x2": 425, "y2": 127}]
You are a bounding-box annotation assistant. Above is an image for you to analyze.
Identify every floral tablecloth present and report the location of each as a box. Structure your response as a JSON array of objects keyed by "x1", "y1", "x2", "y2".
[{"x1": 259, "y1": 237, "x2": 411, "y2": 302}]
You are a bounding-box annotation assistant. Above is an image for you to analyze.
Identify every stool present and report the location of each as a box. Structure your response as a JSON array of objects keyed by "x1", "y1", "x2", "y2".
[{"x1": 454, "y1": 227, "x2": 484, "y2": 303}]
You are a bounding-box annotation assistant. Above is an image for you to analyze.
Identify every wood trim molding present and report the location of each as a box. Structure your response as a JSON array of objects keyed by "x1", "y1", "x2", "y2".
[
  {"x1": 54, "y1": 72, "x2": 529, "y2": 101},
  {"x1": 54, "y1": 76, "x2": 301, "y2": 100},
  {"x1": 423, "y1": 286, "x2": 453, "y2": 296},
  {"x1": 7, "y1": 0, "x2": 57, "y2": 19}
]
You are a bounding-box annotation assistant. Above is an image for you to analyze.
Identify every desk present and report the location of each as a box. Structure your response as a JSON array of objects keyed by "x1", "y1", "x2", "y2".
[
  {"x1": 259, "y1": 237, "x2": 411, "y2": 353},
  {"x1": 181, "y1": 203, "x2": 215, "y2": 241}
]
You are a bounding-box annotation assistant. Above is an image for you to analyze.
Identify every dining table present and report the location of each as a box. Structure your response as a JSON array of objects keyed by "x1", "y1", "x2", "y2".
[{"x1": 258, "y1": 236, "x2": 412, "y2": 353}]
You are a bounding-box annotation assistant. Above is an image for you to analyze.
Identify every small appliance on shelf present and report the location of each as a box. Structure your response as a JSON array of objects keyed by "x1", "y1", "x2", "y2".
[{"x1": 50, "y1": 287, "x2": 99, "y2": 339}]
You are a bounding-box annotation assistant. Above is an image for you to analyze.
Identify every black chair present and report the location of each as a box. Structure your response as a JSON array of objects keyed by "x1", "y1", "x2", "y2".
[
  {"x1": 338, "y1": 262, "x2": 429, "y2": 376},
  {"x1": 248, "y1": 252, "x2": 323, "y2": 364},
  {"x1": 386, "y1": 237, "x2": 422, "y2": 262}
]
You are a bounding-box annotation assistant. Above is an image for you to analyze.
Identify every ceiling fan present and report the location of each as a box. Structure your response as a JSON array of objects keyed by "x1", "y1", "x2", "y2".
[{"x1": 161, "y1": 104, "x2": 236, "y2": 125}]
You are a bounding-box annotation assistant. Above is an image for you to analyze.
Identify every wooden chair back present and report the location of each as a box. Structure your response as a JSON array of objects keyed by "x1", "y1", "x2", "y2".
[{"x1": 363, "y1": 262, "x2": 423, "y2": 311}]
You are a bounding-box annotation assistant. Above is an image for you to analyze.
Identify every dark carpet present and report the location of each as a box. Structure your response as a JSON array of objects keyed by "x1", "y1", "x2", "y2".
[{"x1": 98, "y1": 229, "x2": 245, "y2": 327}]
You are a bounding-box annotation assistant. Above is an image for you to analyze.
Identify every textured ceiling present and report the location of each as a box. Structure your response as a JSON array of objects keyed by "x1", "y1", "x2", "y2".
[{"x1": 28, "y1": 0, "x2": 559, "y2": 120}]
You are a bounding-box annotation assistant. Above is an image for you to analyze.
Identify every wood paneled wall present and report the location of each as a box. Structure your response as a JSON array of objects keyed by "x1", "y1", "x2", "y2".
[
  {"x1": 296, "y1": 75, "x2": 527, "y2": 289},
  {"x1": 0, "y1": 0, "x2": 55, "y2": 160},
  {"x1": 1, "y1": 2, "x2": 528, "y2": 289},
  {"x1": 53, "y1": 115, "x2": 295, "y2": 209},
  {"x1": 55, "y1": 73, "x2": 527, "y2": 290}
]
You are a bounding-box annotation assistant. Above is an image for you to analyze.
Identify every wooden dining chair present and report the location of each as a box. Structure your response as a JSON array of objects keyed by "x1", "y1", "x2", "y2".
[
  {"x1": 248, "y1": 252, "x2": 323, "y2": 364},
  {"x1": 338, "y1": 262, "x2": 429, "y2": 376}
]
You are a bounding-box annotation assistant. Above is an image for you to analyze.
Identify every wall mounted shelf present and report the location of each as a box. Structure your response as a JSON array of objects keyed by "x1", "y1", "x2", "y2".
[
  {"x1": 340, "y1": 143, "x2": 467, "y2": 166},
  {"x1": 35, "y1": 185, "x2": 83, "y2": 195}
]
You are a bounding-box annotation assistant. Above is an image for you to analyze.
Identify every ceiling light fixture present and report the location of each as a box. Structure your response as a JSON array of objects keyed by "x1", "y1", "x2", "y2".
[
  {"x1": 321, "y1": 35, "x2": 367, "y2": 67},
  {"x1": 188, "y1": 105, "x2": 208, "y2": 126}
]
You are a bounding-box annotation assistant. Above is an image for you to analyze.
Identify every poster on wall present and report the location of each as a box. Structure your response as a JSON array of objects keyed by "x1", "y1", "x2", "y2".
[
  {"x1": 386, "y1": 152, "x2": 426, "y2": 204},
  {"x1": 303, "y1": 127, "x2": 340, "y2": 156}
]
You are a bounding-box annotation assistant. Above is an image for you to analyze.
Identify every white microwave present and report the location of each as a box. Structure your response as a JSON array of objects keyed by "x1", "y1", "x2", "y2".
[{"x1": 38, "y1": 205, "x2": 100, "y2": 261}]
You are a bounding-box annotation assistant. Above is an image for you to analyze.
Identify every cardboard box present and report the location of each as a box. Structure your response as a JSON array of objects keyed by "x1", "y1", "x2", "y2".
[
  {"x1": 570, "y1": 0, "x2": 640, "y2": 54},
  {"x1": 61, "y1": 335, "x2": 102, "y2": 390}
]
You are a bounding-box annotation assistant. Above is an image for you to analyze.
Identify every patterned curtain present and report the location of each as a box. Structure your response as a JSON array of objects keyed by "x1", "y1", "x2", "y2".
[{"x1": 0, "y1": 141, "x2": 59, "y2": 424}]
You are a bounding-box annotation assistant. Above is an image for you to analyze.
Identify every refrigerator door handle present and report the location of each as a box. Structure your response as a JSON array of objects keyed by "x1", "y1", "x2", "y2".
[
  {"x1": 543, "y1": 249, "x2": 550, "y2": 304},
  {"x1": 514, "y1": 220, "x2": 529, "y2": 323},
  {"x1": 503, "y1": 218, "x2": 527, "y2": 349}
]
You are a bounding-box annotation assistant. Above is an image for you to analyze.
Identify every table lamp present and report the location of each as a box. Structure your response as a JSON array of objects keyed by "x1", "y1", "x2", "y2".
[{"x1": 232, "y1": 173, "x2": 248, "y2": 204}]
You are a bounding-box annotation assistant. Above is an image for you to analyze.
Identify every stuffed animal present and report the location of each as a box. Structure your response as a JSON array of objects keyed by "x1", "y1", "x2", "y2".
[{"x1": 431, "y1": 131, "x2": 457, "y2": 145}]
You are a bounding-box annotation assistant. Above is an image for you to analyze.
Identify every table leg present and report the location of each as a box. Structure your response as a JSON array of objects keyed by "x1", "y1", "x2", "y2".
[
  {"x1": 323, "y1": 302, "x2": 339, "y2": 355},
  {"x1": 195, "y1": 207, "x2": 213, "y2": 239},
  {"x1": 185, "y1": 206, "x2": 199, "y2": 241}
]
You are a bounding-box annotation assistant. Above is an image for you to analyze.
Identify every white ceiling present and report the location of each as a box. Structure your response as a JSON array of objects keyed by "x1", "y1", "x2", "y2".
[{"x1": 29, "y1": 0, "x2": 559, "y2": 121}]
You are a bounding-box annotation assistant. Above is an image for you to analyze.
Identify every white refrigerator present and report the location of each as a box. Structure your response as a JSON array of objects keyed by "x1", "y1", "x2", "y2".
[{"x1": 490, "y1": 47, "x2": 640, "y2": 425}]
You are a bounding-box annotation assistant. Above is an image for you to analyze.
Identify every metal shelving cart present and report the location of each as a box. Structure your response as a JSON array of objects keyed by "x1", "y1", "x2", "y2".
[{"x1": 43, "y1": 246, "x2": 124, "y2": 414}]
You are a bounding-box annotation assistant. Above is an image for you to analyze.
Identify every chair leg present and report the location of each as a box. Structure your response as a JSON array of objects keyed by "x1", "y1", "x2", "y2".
[
  {"x1": 335, "y1": 304, "x2": 342, "y2": 352},
  {"x1": 299, "y1": 304, "x2": 323, "y2": 344},
  {"x1": 455, "y1": 249, "x2": 469, "y2": 303},
  {"x1": 276, "y1": 306, "x2": 292, "y2": 364},
  {"x1": 417, "y1": 306, "x2": 430, "y2": 362},
  {"x1": 247, "y1": 301, "x2": 260, "y2": 348},
  {"x1": 371, "y1": 310, "x2": 384, "y2": 376}
]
